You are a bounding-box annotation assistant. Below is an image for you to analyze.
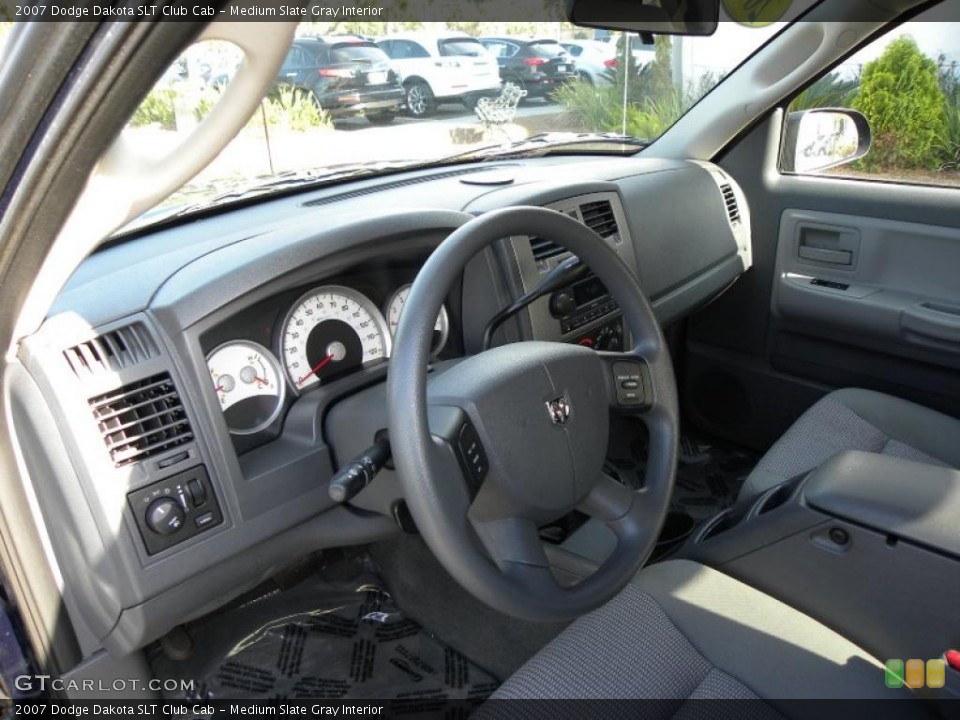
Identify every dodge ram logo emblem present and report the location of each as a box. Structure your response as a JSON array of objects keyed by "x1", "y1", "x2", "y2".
[{"x1": 546, "y1": 396, "x2": 572, "y2": 425}]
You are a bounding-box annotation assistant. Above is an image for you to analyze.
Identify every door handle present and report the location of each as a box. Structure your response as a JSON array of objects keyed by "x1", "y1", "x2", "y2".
[
  {"x1": 798, "y1": 246, "x2": 852, "y2": 265},
  {"x1": 796, "y1": 224, "x2": 859, "y2": 267}
]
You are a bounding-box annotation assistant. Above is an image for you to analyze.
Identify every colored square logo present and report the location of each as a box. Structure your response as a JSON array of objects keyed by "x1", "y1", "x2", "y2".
[
  {"x1": 885, "y1": 659, "x2": 904, "y2": 688},
  {"x1": 927, "y1": 659, "x2": 946, "y2": 689},
  {"x1": 905, "y1": 659, "x2": 925, "y2": 689}
]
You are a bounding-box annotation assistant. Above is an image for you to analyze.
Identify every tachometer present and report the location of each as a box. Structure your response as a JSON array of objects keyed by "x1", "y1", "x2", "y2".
[
  {"x1": 207, "y1": 341, "x2": 285, "y2": 435},
  {"x1": 385, "y1": 284, "x2": 449, "y2": 357},
  {"x1": 280, "y1": 285, "x2": 391, "y2": 393}
]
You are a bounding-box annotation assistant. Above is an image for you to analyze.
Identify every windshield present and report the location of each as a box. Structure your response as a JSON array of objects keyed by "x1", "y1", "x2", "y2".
[{"x1": 117, "y1": 21, "x2": 785, "y2": 233}]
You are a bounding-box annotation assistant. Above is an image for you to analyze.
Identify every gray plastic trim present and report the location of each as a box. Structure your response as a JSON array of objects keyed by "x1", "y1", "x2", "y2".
[
  {"x1": 805, "y1": 451, "x2": 960, "y2": 557},
  {"x1": 773, "y1": 209, "x2": 960, "y2": 356}
]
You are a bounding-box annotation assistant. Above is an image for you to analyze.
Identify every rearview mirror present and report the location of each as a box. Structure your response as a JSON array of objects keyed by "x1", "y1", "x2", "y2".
[
  {"x1": 567, "y1": 0, "x2": 719, "y2": 36},
  {"x1": 782, "y1": 108, "x2": 872, "y2": 174}
]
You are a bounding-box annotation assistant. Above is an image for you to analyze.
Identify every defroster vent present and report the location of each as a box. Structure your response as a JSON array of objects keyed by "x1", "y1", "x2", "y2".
[{"x1": 89, "y1": 373, "x2": 193, "y2": 468}]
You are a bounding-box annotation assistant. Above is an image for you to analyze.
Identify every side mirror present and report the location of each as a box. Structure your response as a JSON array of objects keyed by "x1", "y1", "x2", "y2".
[{"x1": 782, "y1": 108, "x2": 872, "y2": 174}]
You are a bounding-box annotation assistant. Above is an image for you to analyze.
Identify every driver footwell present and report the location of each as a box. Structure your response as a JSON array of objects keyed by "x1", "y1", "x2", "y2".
[{"x1": 148, "y1": 558, "x2": 499, "y2": 704}]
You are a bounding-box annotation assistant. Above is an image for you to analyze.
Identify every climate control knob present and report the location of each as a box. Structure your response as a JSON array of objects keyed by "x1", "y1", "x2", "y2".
[
  {"x1": 549, "y1": 291, "x2": 577, "y2": 318},
  {"x1": 146, "y1": 498, "x2": 185, "y2": 536}
]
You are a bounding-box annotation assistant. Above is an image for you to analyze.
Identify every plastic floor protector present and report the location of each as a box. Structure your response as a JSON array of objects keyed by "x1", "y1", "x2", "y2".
[{"x1": 150, "y1": 570, "x2": 500, "y2": 704}]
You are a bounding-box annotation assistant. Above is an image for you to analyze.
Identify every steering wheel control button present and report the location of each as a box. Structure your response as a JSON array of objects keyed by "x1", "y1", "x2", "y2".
[
  {"x1": 457, "y1": 421, "x2": 488, "y2": 491},
  {"x1": 612, "y1": 361, "x2": 651, "y2": 409},
  {"x1": 146, "y1": 498, "x2": 184, "y2": 536},
  {"x1": 127, "y1": 465, "x2": 224, "y2": 555}
]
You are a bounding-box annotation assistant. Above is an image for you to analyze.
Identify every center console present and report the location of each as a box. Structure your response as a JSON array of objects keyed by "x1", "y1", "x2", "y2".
[
  {"x1": 505, "y1": 192, "x2": 637, "y2": 350},
  {"x1": 680, "y1": 451, "x2": 960, "y2": 692}
]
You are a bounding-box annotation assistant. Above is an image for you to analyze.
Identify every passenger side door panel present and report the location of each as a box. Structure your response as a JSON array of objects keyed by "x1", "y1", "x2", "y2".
[{"x1": 684, "y1": 114, "x2": 960, "y2": 451}]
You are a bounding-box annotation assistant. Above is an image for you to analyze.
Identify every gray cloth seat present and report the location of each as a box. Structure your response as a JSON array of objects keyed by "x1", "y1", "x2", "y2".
[
  {"x1": 740, "y1": 388, "x2": 960, "y2": 499},
  {"x1": 491, "y1": 560, "x2": 923, "y2": 711}
]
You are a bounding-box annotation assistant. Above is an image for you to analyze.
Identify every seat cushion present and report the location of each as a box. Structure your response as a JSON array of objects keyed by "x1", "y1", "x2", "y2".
[
  {"x1": 741, "y1": 388, "x2": 960, "y2": 499},
  {"x1": 491, "y1": 560, "x2": 922, "y2": 709}
]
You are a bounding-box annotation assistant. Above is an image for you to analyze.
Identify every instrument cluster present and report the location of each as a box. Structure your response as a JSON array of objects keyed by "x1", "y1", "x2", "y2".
[{"x1": 204, "y1": 282, "x2": 451, "y2": 439}]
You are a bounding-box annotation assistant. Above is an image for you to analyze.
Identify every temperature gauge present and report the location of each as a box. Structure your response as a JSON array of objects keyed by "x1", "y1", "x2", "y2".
[
  {"x1": 207, "y1": 341, "x2": 285, "y2": 435},
  {"x1": 385, "y1": 284, "x2": 449, "y2": 357}
]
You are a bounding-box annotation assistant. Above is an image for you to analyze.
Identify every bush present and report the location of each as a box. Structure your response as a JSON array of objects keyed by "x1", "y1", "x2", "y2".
[
  {"x1": 852, "y1": 36, "x2": 947, "y2": 170},
  {"x1": 938, "y1": 100, "x2": 960, "y2": 172},
  {"x1": 790, "y1": 72, "x2": 859, "y2": 111},
  {"x1": 130, "y1": 87, "x2": 177, "y2": 130},
  {"x1": 556, "y1": 66, "x2": 718, "y2": 141},
  {"x1": 193, "y1": 84, "x2": 333, "y2": 133}
]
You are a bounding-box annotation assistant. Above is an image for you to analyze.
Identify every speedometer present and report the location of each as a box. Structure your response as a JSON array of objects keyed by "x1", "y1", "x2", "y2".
[{"x1": 280, "y1": 285, "x2": 391, "y2": 393}]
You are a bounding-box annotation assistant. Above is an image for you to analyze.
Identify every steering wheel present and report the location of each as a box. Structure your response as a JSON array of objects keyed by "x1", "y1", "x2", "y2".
[{"x1": 387, "y1": 207, "x2": 679, "y2": 622}]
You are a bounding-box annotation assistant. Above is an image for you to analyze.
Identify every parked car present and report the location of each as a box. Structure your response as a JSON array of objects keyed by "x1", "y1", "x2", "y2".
[
  {"x1": 602, "y1": 34, "x2": 656, "y2": 72},
  {"x1": 478, "y1": 37, "x2": 578, "y2": 100},
  {"x1": 560, "y1": 39, "x2": 619, "y2": 84},
  {"x1": 274, "y1": 36, "x2": 405, "y2": 124},
  {"x1": 376, "y1": 33, "x2": 502, "y2": 118}
]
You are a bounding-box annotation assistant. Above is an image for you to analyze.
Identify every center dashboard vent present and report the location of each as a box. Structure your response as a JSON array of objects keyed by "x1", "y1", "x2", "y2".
[
  {"x1": 580, "y1": 200, "x2": 619, "y2": 239},
  {"x1": 528, "y1": 200, "x2": 621, "y2": 263},
  {"x1": 529, "y1": 236, "x2": 567, "y2": 263},
  {"x1": 720, "y1": 184, "x2": 742, "y2": 225},
  {"x1": 89, "y1": 373, "x2": 193, "y2": 468},
  {"x1": 63, "y1": 323, "x2": 158, "y2": 377}
]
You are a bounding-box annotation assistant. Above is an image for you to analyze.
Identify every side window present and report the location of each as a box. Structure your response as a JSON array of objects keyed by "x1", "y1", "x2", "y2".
[
  {"x1": 482, "y1": 41, "x2": 508, "y2": 59},
  {"x1": 410, "y1": 42, "x2": 431, "y2": 59},
  {"x1": 282, "y1": 46, "x2": 305, "y2": 71},
  {"x1": 378, "y1": 41, "x2": 396, "y2": 58},
  {"x1": 783, "y1": 14, "x2": 960, "y2": 189},
  {"x1": 392, "y1": 41, "x2": 430, "y2": 60}
]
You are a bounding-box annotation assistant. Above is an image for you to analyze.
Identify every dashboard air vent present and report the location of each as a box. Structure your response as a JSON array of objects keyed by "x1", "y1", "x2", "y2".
[
  {"x1": 720, "y1": 184, "x2": 742, "y2": 225},
  {"x1": 89, "y1": 373, "x2": 193, "y2": 468},
  {"x1": 64, "y1": 323, "x2": 158, "y2": 377},
  {"x1": 580, "y1": 200, "x2": 618, "y2": 238},
  {"x1": 529, "y1": 236, "x2": 567, "y2": 263}
]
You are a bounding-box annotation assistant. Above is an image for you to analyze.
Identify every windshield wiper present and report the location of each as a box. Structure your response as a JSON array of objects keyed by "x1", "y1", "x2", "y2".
[{"x1": 431, "y1": 132, "x2": 649, "y2": 164}]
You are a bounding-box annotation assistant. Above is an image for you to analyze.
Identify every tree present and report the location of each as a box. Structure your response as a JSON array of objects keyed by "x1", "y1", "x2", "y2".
[{"x1": 852, "y1": 36, "x2": 947, "y2": 170}]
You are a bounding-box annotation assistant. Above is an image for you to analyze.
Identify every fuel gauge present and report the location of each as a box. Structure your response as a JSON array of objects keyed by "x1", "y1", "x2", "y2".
[{"x1": 207, "y1": 341, "x2": 285, "y2": 435}]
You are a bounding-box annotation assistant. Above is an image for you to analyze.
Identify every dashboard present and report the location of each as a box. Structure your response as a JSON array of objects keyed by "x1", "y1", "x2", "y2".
[{"x1": 13, "y1": 154, "x2": 750, "y2": 659}]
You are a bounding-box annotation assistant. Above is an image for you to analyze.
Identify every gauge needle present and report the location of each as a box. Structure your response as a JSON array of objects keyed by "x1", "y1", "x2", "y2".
[{"x1": 298, "y1": 354, "x2": 334, "y2": 387}]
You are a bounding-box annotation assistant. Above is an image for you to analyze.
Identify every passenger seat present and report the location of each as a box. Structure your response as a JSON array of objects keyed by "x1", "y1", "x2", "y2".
[{"x1": 740, "y1": 388, "x2": 960, "y2": 499}]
